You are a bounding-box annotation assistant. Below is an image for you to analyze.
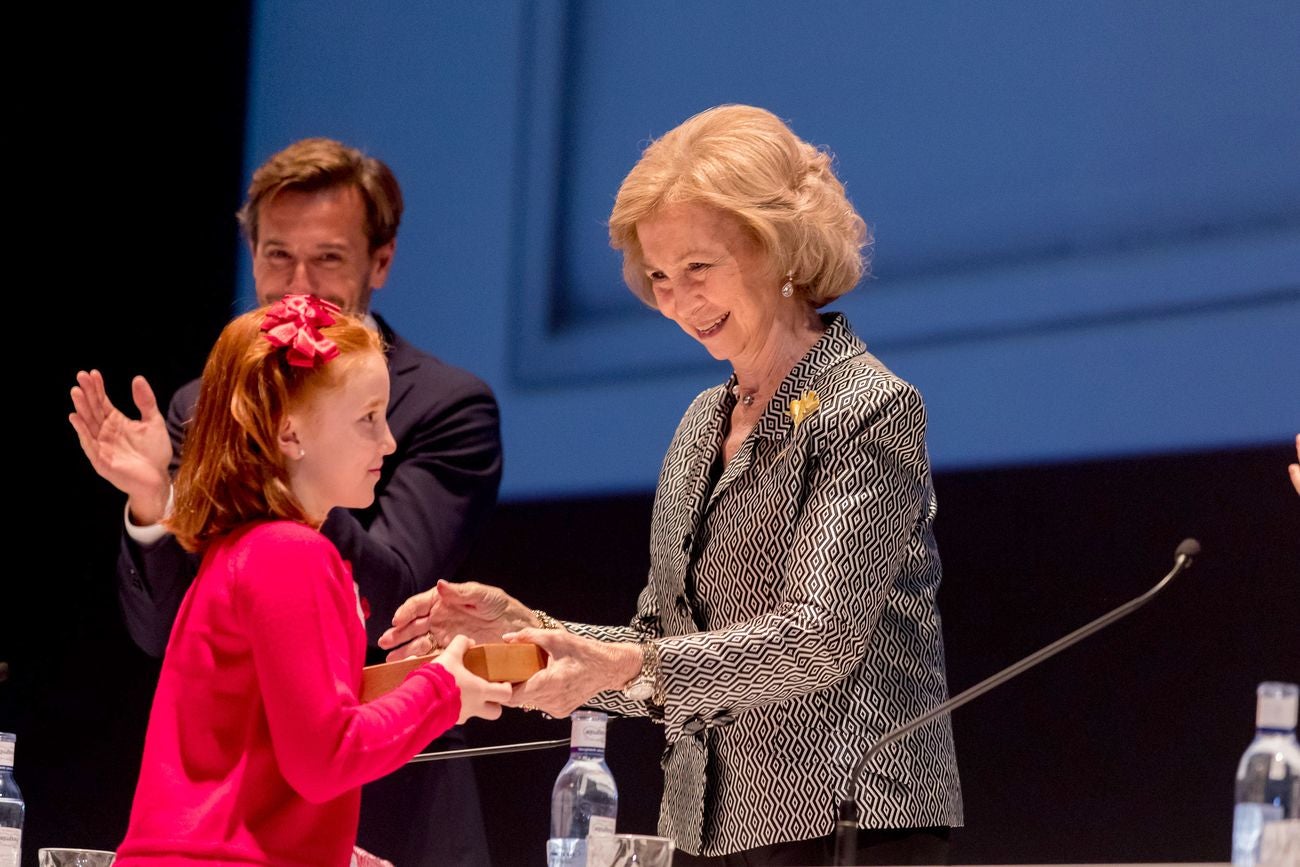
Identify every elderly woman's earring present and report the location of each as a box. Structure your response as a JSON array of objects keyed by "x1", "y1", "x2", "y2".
[{"x1": 780, "y1": 275, "x2": 794, "y2": 298}]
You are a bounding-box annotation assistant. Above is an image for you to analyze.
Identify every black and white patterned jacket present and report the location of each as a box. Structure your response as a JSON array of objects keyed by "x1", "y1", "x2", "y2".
[{"x1": 573, "y1": 313, "x2": 963, "y2": 856}]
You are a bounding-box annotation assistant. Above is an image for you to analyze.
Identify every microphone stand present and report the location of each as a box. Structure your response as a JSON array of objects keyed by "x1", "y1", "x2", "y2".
[
  {"x1": 408, "y1": 737, "x2": 570, "y2": 763},
  {"x1": 831, "y1": 539, "x2": 1201, "y2": 865}
]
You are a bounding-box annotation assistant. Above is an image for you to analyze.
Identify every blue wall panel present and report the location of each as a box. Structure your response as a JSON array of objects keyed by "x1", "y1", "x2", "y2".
[{"x1": 244, "y1": 0, "x2": 1300, "y2": 498}]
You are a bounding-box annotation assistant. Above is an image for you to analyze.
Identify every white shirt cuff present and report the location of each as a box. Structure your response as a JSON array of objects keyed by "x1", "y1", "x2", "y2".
[{"x1": 123, "y1": 486, "x2": 175, "y2": 545}]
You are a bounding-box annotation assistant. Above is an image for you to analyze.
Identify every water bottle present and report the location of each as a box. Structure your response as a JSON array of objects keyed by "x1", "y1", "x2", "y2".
[
  {"x1": 547, "y1": 710, "x2": 618, "y2": 867},
  {"x1": 0, "y1": 733, "x2": 23, "y2": 867},
  {"x1": 1231, "y1": 681, "x2": 1300, "y2": 866}
]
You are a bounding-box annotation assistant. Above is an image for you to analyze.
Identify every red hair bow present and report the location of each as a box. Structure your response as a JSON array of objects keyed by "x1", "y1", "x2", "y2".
[{"x1": 260, "y1": 294, "x2": 342, "y2": 368}]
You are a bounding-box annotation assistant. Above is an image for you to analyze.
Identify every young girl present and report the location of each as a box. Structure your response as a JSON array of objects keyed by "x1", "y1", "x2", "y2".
[{"x1": 112, "y1": 295, "x2": 511, "y2": 865}]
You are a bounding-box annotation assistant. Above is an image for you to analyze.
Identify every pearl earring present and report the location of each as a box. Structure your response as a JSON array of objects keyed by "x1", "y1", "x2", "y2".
[
  {"x1": 780, "y1": 274, "x2": 794, "y2": 298},
  {"x1": 298, "y1": 447, "x2": 306, "y2": 459}
]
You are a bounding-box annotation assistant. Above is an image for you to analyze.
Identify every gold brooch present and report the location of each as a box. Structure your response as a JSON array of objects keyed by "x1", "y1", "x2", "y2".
[
  {"x1": 778, "y1": 390, "x2": 820, "y2": 460},
  {"x1": 787, "y1": 390, "x2": 820, "y2": 432}
]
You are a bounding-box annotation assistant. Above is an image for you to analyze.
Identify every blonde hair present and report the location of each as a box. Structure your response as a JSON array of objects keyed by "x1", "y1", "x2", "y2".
[{"x1": 609, "y1": 104, "x2": 870, "y2": 308}]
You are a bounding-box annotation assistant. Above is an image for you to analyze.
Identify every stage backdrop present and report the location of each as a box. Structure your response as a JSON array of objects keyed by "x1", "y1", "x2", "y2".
[
  {"x1": 11, "y1": 3, "x2": 1298, "y2": 866},
  {"x1": 238, "y1": 0, "x2": 1299, "y2": 499}
]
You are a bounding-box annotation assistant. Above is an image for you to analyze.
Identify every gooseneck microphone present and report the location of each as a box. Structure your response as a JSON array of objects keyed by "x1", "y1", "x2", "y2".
[{"x1": 831, "y1": 538, "x2": 1201, "y2": 866}]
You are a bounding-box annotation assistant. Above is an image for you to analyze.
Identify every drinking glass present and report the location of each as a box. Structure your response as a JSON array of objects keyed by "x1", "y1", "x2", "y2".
[
  {"x1": 587, "y1": 834, "x2": 675, "y2": 867},
  {"x1": 37, "y1": 850, "x2": 116, "y2": 867}
]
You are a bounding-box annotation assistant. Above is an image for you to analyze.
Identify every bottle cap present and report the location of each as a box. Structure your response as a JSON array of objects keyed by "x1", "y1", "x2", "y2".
[{"x1": 1256, "y1": 681, "x2": 1299, "y2": 730}]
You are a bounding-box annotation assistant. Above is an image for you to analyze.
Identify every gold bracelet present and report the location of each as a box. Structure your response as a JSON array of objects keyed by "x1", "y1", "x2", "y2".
[{"x1": 532, "y1": 609, "x2": 563, "y2": 630}]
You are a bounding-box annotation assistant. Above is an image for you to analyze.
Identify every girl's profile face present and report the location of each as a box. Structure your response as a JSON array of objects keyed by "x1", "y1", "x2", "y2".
[{"x1": 284, "y1": 350, "x2": 395, "y2": 522}]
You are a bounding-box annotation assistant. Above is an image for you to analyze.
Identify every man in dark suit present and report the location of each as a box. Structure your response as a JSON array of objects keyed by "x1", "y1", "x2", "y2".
[{"x1": 70, "y1": 138, "x2": 501, "y2": 866}]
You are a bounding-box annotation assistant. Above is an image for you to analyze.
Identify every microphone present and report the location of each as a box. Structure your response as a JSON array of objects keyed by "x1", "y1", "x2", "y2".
[{"x1": 831, "y1": 538, "x2": 1201, "y2": 865}]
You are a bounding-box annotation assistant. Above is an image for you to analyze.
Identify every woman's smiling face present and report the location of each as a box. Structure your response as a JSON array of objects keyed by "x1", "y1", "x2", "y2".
[{"x1": 637, "y1": 201, "x2": 784, "y2": 365}]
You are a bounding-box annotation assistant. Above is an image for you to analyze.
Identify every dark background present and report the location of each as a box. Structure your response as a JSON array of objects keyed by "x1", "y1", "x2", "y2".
[{"x1": 9, "y1": 5, "x2": 1298, "y2": 865}]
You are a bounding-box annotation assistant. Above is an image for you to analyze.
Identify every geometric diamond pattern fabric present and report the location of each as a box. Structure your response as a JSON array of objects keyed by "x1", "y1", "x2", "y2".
[{"x1": 575, "y1": 314, "x2": 963, "y2": 856}]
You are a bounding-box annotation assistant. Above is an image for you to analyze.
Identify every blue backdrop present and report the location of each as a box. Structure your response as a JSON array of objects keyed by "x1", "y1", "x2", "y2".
[{"x1": 239, "y1": 0, "x2": 1300, "y2": 499}]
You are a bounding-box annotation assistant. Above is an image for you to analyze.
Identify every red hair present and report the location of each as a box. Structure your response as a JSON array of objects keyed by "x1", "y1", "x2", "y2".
[{"x1": 166, "y1": 303, "x2": 384, "y2": 552}]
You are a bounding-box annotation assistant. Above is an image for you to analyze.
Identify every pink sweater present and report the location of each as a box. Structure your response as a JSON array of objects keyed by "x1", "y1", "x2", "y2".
[{"x1": 116, "y1": 521, "x2": 460, "y2": 866}]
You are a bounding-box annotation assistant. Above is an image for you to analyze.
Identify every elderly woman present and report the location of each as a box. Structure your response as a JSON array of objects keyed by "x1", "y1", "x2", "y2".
[{"x1": 382, "y1": 104, "x2": 962, "y2": 865}]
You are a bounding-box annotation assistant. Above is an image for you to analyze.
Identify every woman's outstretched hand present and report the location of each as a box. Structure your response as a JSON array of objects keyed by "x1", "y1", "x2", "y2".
[
  {"x1": 379, "y1": 579, "x2": 534, "y2": 661},
  {"x1": 504, "y1": 629, "x2": 642, "y2": 719},
  {"x1": 433, "y1": 635, "x2": 514, "y2": 724}
]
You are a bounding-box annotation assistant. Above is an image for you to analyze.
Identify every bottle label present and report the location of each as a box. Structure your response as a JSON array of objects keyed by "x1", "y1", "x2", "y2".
[
  {"x1": 571, "y1": 719, "x2": 606, "y2": 751},
  {"x1": 0, "y1": 828, "x2": 20, "y2": 867},
  {"x1": 588, "y1": 816, "x2": 616, "y2": 837},
  {"x1": 545, "y1": 837, "x2": 582, "y2": 867},
  {"x1": 1258, "y1": 696, "x2": 1299, "y2": 731},
  {"x1": 0, "y1": 742, "x2": 12, "y2": 769}
]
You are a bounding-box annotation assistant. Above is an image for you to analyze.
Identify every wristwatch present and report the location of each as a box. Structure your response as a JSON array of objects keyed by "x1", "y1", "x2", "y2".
[{"x1": 622, "y1": 641, "x2": 663, "y2": 704}]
